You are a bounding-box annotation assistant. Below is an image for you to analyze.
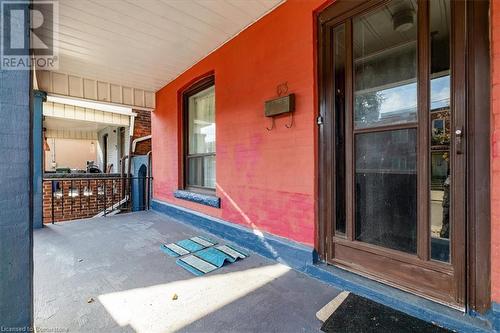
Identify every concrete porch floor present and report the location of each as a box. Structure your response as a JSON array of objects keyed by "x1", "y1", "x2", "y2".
[{"x1": 34, "y1": 211, "x2": 340, "y2": 332}]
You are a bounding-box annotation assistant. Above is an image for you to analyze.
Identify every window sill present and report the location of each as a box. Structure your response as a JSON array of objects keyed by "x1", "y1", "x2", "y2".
[{"x1": 173, "y1": 190, "x2": 221, "y2": 208}]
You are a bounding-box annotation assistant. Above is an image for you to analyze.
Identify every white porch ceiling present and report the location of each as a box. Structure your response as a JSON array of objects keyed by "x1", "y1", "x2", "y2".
[
  {"x1": 41, "y1": 0, "x2": 283, "y2": 92},
  {"x1": 44, "y1": 117, "x2": 110, "y2": 133},
  {"x1": 44, "y1": 117, "x2": 110, "y2": 140},
  {"x1": 43, "y1": 101, "x2": 130, "y2": 131}
]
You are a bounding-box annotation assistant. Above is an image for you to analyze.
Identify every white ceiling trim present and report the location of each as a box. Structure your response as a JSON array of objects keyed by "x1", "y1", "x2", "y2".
[
  {"x1": 37, "y1": 70, "x2": 156, "y2": 110},
  {"x1": 45, "y1": 129, "x2": 98, "y2": 140},
  {"x1": 46, "y1": 95, "x2": 135, "y2": 117},
  {"x1": 43, "y1": 101, "x2": 131, "y2": 127}
]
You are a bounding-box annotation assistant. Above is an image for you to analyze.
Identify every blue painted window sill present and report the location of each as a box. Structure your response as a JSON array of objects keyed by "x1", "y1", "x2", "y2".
[{"x1": 173, "y1": 190, "x2": 221, "y2": 208}]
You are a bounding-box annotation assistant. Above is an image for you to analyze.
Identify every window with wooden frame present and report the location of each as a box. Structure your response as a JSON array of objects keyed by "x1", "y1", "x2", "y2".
[{"x1": 183, "y1": 76, "x2": 216, "y2": 193}]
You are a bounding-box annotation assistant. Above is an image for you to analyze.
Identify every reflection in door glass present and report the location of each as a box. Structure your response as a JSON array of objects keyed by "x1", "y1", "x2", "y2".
[
  {"x1": 355, "y1": 129, "x2": 417, "y2": 254},
  {"x1": 429, "y1": 0, "x2": 451, "y2": 263},
  {"x1": 353, "y1": 0, "x2": 418, "y2": 129},
  {"x1": 352, "y1": 0, "x2": 419, "y2": 254},
  {"x1": 333, "y1": 24, "x2": 346, "y2": 236}
]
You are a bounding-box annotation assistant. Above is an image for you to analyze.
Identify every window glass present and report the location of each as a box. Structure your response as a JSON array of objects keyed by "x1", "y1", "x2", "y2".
[
  {"x1": 188, "y1": 86, "x2": 215, "y2": 155},
  {"x1": 429, "y1": 0, "x2": 451, "y2": 263},
  {"x1": 187, "y1": 84, "x2": 216, "y2": 189},
  {"x1": 334, "y1": 24, "x2": 347, "y2": 236},
  {"x1": 355, "y1": 129, "x2": 417, "y2": 253},
  {"x1": 187, "y1": 155, "x2": 215, "y2": 189},
  {"x1": 353, "y1": 0, "x2": 418, "y2": 129}
]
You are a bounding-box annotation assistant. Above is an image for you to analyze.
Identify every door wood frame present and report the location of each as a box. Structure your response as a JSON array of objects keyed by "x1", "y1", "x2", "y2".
[
  {"x1": 465, "y1": 0, "x2": 491, "y2": 313},
  {"x1": 317, "y1": 0, "x2": 491, "y2": 312}
]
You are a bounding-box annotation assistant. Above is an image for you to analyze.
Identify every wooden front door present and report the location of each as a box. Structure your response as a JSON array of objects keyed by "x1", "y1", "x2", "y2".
[{"x1": 318, "y1": 0, "x2": 468, "y2": 308}]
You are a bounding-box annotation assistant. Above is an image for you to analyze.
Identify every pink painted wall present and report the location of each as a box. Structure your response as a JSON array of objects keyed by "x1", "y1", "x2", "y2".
[
  {"x1": 152, "y1": 0, "x2": 327, "y2": 246},
  {"x1": 491, "y1": 0, "x2": 500, "y2": 304}
]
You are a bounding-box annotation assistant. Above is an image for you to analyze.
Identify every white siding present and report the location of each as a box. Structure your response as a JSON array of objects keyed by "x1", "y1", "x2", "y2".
[{"x1": 97, "y1": 126, "x2": 130, "y2": 173}]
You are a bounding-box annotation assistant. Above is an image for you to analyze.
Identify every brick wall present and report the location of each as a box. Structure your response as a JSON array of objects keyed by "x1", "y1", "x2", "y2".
[
  {"x1": 43, "y1": 178, "x2": 124, "y2": 223},
  {"x1": 133, "y1": 109, "x2": 151, "y2": 155},
  {"x1": 41, "y1": 109, "x2": 151, "y2": 224}
]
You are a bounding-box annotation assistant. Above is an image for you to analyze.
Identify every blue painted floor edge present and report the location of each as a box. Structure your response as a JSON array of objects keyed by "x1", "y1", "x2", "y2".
[
  {"x1": 305, "y1": 264, "x2": 493, "y2": 333},
  {"x1": 151, "y1": 199, "x2": 315, "y2": 270},
  {"x1": 151, "y1": 199, "x2": 498, "y2": 333}
]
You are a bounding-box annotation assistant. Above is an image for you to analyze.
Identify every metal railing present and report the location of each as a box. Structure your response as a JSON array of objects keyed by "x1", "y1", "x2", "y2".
[{"x1": 42, "y1": 175, "x2": 152, "y2": 224}]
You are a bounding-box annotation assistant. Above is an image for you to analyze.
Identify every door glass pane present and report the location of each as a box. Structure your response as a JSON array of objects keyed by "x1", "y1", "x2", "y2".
[
  {"x1": 355, "y1": 129, "x2": 417, "y2": 253},
  {"x1": 429, "y1": 0, "x2": 451, "y2": 263},
  {"x1": 334, "y1": 24, "x2": 346, "y2": 236},
  {"x1": 188, "y1": 86, "x2": 215, "y2": 154},
  {"x1": 353, "y1": 0, "x2": 418, "y2": 129}
]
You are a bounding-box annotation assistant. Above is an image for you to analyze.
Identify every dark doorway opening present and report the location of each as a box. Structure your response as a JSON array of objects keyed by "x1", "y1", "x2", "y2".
[
  {"x1": 103, "y1": 134, "x2": 108, "y2": 173},
  {"x1": 138, "y1": 164, "x2": 147, "y2": 210}
]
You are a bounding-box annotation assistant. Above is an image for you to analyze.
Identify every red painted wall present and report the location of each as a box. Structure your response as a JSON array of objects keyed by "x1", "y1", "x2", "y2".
[
  {"x1": 491, "y1": 0, "x2": 500, "y2": 304},
  {"x1": 153, "y1": 0, "x2": 500, "y2": 304},
  {"x1": 153, "y1": 0, "x2": 326, "y2": 246}
]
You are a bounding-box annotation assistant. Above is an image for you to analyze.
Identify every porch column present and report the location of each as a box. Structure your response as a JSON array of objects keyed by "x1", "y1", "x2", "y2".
[
  {"x1": 0, "y1": 0, "x2": 32, "y2": 325},
  {"x1": 33, "y1": 90, "x2": 46, "y2": 229}
]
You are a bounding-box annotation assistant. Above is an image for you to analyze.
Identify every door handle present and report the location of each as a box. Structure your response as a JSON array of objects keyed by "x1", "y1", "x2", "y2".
[
  {"x1": 455, "y1": 127, "x2": 464, "y2": 155},
  {"x1": 317, "y1": 115, "x2": 324, "y2": 125}
]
